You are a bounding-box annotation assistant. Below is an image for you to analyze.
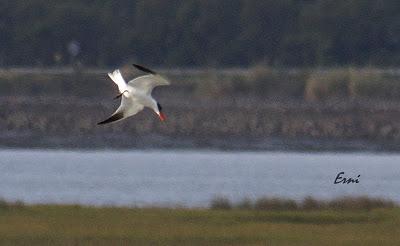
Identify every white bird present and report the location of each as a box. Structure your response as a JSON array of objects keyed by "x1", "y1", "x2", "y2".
[{"x1": 98, "y1": 64, "x2": 170, "y2": 125}]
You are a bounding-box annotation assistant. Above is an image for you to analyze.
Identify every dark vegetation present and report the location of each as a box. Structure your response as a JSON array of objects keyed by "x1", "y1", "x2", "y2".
[
  {"x1": 2, "y1": 67, "x2": 400, "y2": 150},
  {"x1": 209, "y1": 196, "x2": 397, "y2": 211},
  {"x1": 0, "y1": 0, "x2": 399, "y2": 67}
]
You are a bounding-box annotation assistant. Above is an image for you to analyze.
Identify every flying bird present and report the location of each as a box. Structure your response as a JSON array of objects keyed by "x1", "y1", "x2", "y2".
[{"x1": 98, "y1": 64, "x2": 170, "y2": 125}]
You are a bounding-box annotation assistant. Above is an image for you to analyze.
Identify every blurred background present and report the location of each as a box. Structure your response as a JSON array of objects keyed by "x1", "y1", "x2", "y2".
[
  {"x1": 0, "y1": 0, "x2": 400, "y2": 150},
  {"x1": 1, "y1": 0, "x2": 399, "y2": 67},
  {"x1": 1, "y1": 1, "x2": 400, "y2": 244}
]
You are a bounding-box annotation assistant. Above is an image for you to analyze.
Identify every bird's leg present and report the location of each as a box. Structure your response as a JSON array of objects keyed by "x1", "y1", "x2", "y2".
[{"x1": 114, "y1": 90, "x2": 129, "y2": 100}]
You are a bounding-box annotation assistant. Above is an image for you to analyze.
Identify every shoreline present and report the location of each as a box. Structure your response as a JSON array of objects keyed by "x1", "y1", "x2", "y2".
[
  {"x1": 1, "y1": 195, "x2": 396, "y2": 210},
  {"x1": 1, "y1": 134, "x2": 400, "y2": 153}
]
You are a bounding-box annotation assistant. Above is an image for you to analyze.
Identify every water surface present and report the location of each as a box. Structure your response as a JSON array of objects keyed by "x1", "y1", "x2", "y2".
[{"x1": 0, "y1": 149, "x2": 399, "y2": 207}]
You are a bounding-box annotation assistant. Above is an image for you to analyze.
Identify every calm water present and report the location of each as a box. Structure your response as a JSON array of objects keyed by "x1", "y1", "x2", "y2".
[{"x1": 0, "y1": 149, "x2": 399, "y2": 207}]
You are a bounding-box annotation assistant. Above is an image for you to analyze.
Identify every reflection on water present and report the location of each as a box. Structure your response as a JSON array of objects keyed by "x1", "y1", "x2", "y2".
[{"x1": 0, "y1": 149, "x2": 399, "y2": 207}]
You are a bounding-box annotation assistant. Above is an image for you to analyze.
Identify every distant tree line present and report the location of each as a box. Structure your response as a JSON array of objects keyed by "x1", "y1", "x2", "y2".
[{"x1": 0, "y1": 0, "x2": 399, "y2": 67}]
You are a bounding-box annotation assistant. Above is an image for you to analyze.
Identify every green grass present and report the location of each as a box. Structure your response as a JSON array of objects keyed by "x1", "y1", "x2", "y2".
[{"x1": 0, "y1": 204, "x2": 399, "y2": 245}]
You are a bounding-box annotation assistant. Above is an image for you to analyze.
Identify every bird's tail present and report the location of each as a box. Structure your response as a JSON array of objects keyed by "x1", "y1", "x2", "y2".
[{"x1": 107, "y1": 69, "x2": 127, "y2": 92}]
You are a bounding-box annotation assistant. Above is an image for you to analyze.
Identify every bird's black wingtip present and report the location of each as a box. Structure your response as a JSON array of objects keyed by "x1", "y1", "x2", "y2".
[
  {"x1": 132, "y1": 63, "x2": 156, "y2": 74},
  {"x1": 97, "y1": 120, "x2": 108, "y2": 125},
  {"x1": 97, "y1": 112, "x2": 124, "y2": 125}
]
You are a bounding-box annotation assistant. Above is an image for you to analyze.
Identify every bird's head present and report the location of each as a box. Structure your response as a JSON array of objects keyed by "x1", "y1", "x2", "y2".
[{"x1": 156, "y1": 102, "x2": 166, "y2": 122}]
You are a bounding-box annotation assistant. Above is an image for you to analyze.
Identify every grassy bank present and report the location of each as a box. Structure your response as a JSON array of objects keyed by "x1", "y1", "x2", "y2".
[
  {"x1": 2, "y1": 67, "x2": 400, "y2": 150},
  {"x1": 2, "y1": 66, "x2": 400, "y2": 101},
  {"x1": 0, "y1": 202, "x2": 399, "y2": 245}
]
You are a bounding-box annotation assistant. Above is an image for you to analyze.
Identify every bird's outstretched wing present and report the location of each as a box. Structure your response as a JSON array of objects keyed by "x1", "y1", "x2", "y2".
[
  {"x1": 98, "y1": 97, "x2": 144, "y2": 125},
  {"x1": 132, "y1": 63, "x2": 157, "y2": 74},
  {"x1": 107, "y1": 69, "x2": 127, "y2": 93},
  {"x1": 128, "y1": 75, "x2": 170, "y2": 95}
]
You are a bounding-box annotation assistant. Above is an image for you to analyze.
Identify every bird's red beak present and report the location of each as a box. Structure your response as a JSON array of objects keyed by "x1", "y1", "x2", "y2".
[{"x1": 158, "y1": 112, "x2": 166, "y2": 121}]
